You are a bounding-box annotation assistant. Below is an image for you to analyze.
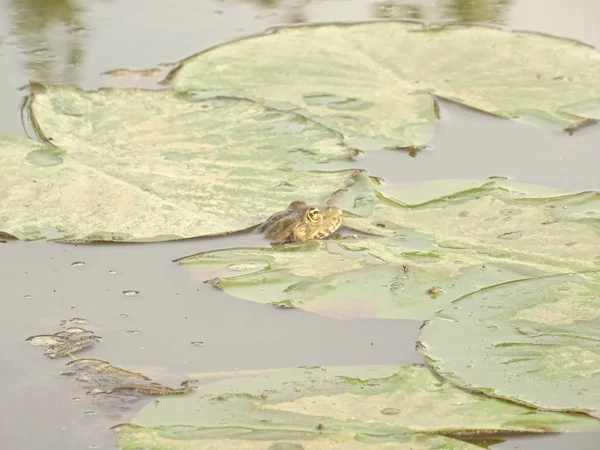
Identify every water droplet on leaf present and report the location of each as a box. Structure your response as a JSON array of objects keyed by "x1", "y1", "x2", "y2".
[{"x1": 25, "y1": 149, "x2": 64, "y2": 167}]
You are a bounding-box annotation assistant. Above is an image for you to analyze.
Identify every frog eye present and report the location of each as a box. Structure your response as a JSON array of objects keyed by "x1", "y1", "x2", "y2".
[{"x1": 307, "y1": 208, "x2": 321, "y2": 222}]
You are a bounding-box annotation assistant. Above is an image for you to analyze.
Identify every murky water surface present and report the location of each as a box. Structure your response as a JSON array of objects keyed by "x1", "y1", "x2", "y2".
[{"x1": 1, "y1": 0, "x2": 600, "y2": 448}]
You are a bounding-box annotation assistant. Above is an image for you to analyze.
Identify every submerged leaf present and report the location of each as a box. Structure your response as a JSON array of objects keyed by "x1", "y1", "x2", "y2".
[
  {"x1": 168, "y1": 21, "x2": 600, "y2": 149},
  {"x1": 64, "y1": 359, "x2": 189, "y2": 396},
  {"x1": 1, "y1": 85, "x2": 368, "y2": 241},
  {"x1": 418, "y1": 272, "x2": 600, "y2": 418},
  {"x1": 26, "y1": 327, "x2": 102, "y2": 358},
  {"x1": 117, "y1": 365, "x2": 600, "y2": 449}
]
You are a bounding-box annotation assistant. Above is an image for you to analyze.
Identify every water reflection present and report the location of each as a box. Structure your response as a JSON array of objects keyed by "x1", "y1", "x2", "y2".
[
  {"x1": 373, "y1": 1, "x2": 424, "y2": 20},
  {"x1": 245, "y1": 0, "x2": 309, "y2": 23},
  {"x1": 372, "y1": 0, "x2": 512, "y2": 24},
  {"x1": 440, "y1": 0, "x2": 512, "y2": 23},
  {"x1": 9, "y1": 0, "x2": 85, "y2": 83}
]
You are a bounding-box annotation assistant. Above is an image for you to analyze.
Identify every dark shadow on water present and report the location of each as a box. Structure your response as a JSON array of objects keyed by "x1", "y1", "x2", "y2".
[{"x1": 9, "y1": 0, "x2": 85, "y2": 84}]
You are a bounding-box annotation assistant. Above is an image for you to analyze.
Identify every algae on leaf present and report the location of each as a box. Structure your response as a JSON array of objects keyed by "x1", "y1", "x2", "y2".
[
  {"x1": 168, "y1": 21, "x2": 600, "y2": 150},
  {"x1": 0, "y1": 85, "x2": 369, "y2": 241},
  {"x1": 419, "y1": 272, "x2": 600, "y2": 418},
  {"x1": 117, "y1": 364, "x2": 600, "y2": 450}
]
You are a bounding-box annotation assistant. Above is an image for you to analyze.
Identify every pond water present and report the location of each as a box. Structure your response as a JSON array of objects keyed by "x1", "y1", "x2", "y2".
[{"x1": 1, "y1": 0, "x2": 600, "y2": 448}]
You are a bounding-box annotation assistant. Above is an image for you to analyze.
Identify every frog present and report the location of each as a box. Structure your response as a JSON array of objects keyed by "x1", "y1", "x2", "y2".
[{"x1": 257, "y1": 200, "x2": 343, "y2": 244}]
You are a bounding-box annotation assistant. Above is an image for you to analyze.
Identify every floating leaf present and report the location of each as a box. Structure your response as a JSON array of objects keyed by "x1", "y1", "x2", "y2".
[
  {"x1": 1, "y1": 84, "x2": 368, "y2": 241},
  {"x1": 117, "y1": 364, "x2": 600, "y2": 450},
  {"x1": 179, "y1": 237, "x2": 546, "y2": 320},
  {"x1": 168, "y1": 21, "x2": 600, "y2": 149},
  {"x1": 418, "y1": 272, "x2": 600, "y2": 418},
  {"x1": 119, "y1": 430, "x2": 476, "y2": 450},
  {"x1": 343, "y1": 179, "x2": 600, "y2": 274}
]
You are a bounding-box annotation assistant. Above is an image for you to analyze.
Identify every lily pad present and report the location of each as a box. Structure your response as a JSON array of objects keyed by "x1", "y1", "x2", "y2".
[
  {"x1": 119, "y1": 431, "x2": 476, "y2": 450},
  {"x1": 168, "y1": 21, "x2": 600, "y2": 149},
  {"x1": 117, "y1": 364, "x2": 600, "y2": 449},
  {"x1": 178, "y1": 237, "x2": 546, "y2": 320},
  {"x1": 1, "y1": 85, "x2": 368, "y2": 241},
  {"x1": 418, "y1": 272, "x2": 600, "y2": 418},
  {"x1": 343, "y1": 179, "x2": 600, "y2": 274}
]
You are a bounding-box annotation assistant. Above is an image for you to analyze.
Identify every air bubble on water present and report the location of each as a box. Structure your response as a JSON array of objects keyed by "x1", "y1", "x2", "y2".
[
  {"x1": 191, "y1": 341, "x2": 204, "y2": 346},
  {"x1": 71, "y1": 261, "x2": 86, "y2": 267},
  {"x1": 108, "y1": 270, "x2": 117, "y2": 275},
  {"x1": 83, "y1": 411, "x2": 96, "y2": 417},
  {"x1": 24, "y1": 294, "x2": 32, "y2": 299},
  {"x1": 122, "y1": 290, "x2": 139, "y2": 297},
  {"x1": 126, "y1": 329, "x2": 141, "y2": 334}
]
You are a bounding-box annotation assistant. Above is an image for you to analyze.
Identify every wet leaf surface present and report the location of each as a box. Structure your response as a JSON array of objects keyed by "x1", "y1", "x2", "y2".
[
  {"x1": 343, "y1": 179, "x2": 600, "y2": 274},
  {"x1": 1, "y1": 86, "x2": 368, "y2": 241},
  {"x1": 180, "y1": 237, "x2": 546, "y2": 320},
  {"x1": 418, "y1": 271, "x2": 600, "y2": 418},
  {"x1": 168, "y1": 21, "x2": 600, "y2": 149},
  {"x1": 117, "y1": 365, "x2": 600, "y2": 449}
]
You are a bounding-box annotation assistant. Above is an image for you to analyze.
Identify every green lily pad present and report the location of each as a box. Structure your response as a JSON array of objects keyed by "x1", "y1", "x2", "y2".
[
  {"x1": 117, "y1": 364, "x2": 600, "y2": 449},
  {"x1": 119, "y1": 431, "x2": 476, "y2": 450},
  {"x1": 418, "y1": 272, "x2": 600, "y2": 418},
  {"x1": 178, "y1": 237, "x2": 546, "y2": 320},
  {"x1": 343, "y1": 179, "x2": 600, "y2": 274},
  {"x1": 1, "y1": 85, "x2": 369, "y2": 241},
  {"x1": 168, "y1": 21, "x2": 600, "y2": 149}
]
